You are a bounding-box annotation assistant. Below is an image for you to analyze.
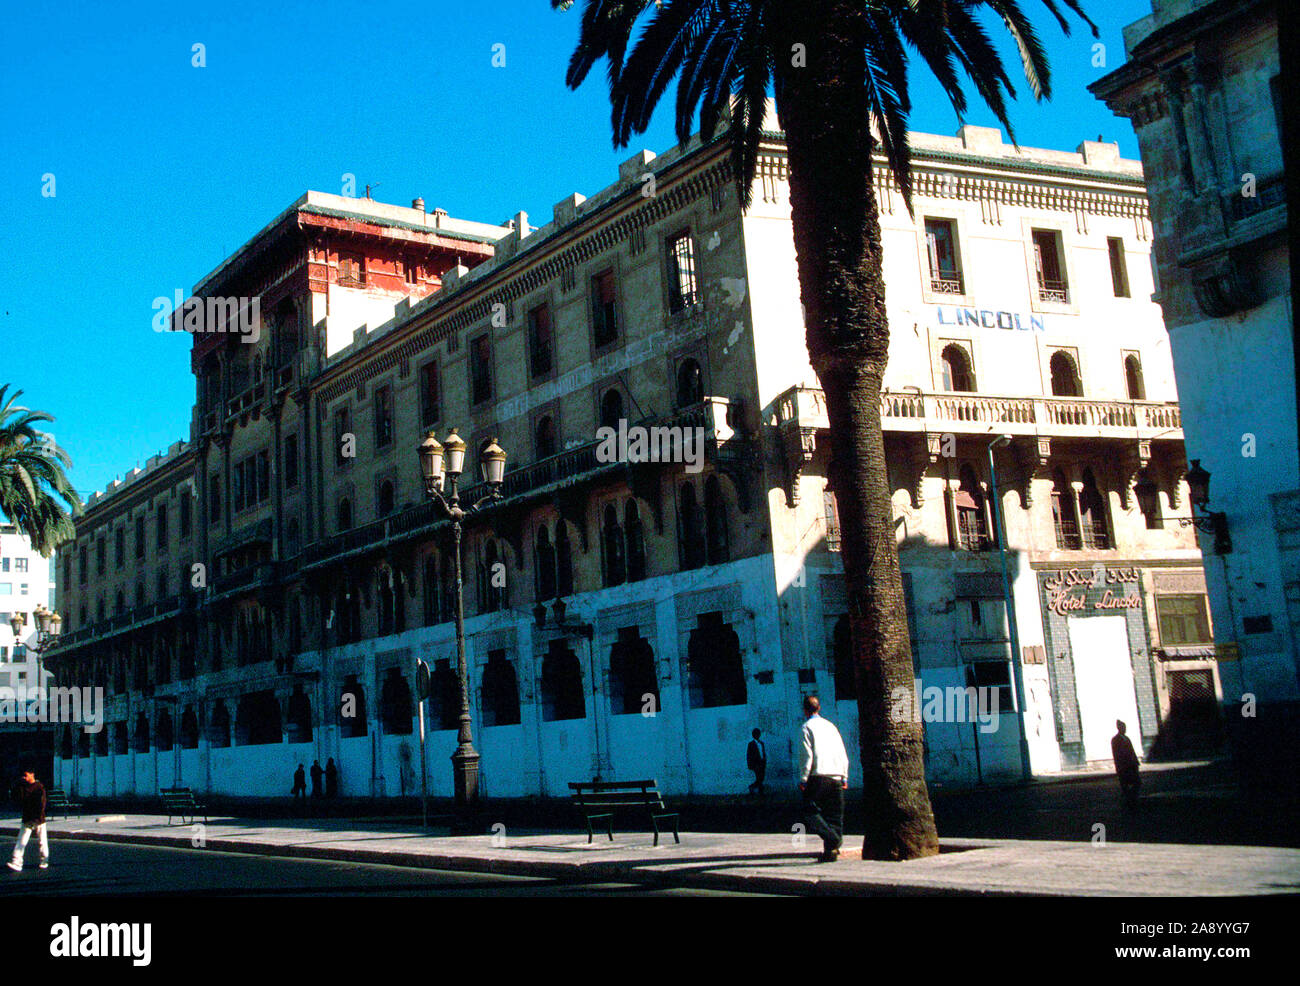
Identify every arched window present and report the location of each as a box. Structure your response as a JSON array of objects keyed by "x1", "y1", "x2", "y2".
[
  {"x1": 679, "y1": 482, "x2": 707, "y2": 570},
  {"x1": 115, "y1": 590, "x2": 125, "y2": 615},
  {"x1": 954, "y1": 464, "x2": 990, "y2": 551},
  {"x1": 676, "y1": 358, "x2": 704, "y2": 407},
  {"x1": 235, "y1": 691, "x2": 281, "y2": 746},
  {"x1": 156, "y1": 709, "x2": 174, "y2": 752},
  {"x1": 428, "y1": 659, "x2": 460, "y2": 730},
  {"x1": 940, "y1": 344, "x2": 976, "y2": 392},
  {"x1": 423, "y1": 554, "x2": 441, "y2": 626},
  {"x1": 1051, "y1": 469, "x2": 1081, "y2": 549},
  {"x1": 181, "y1": 705, "x2": 200, "y2": 749},
  {"x1": 556, "y1": 523, "x2": 575, "y2": 597},
  {"x1": 541, "y1": 640, "x2": 586, "y2": 721},
  {"x1": 603, "y1": 503, "x2": 626, "y2": 587},
  {"x1": 536, "y1": 527, "x2": 557, "y2": 602},
  {"x1": 134, "y1": 711, "x2": 150, "y2": 754},
  {"x1": 625, "y1": 499, "x2": 647, "y2": 582},
  {"x1": 1079, "y1": 468, "x2": 1111, "y2": 549},
  {"x1": 378, "y1": 480, "x2": 395, "y2": 518},
  {"x1": 60, "y1": 726, "x2": 73, "y2": 760},
  {"x1": 337, "y1": 498, "x2": 352, "y2": 532},
  {"x1": 599, "y1": 388, "x2": 624, "y2": 431},
  {"x1": 481, "y1": 650, "x2": 521, "y2": 727},
  {"x1": 535, "y1": 415, "x2": 557, "y2": 460},
  {"x1": 95, "y1": 726, "x2": 108, "y2": 757},
  {"x1": 378, "y1": 567, "x2": 396, "y2": 636},
  {"x1": 480, "y1": 540, "x2": 506, "y2": 613},
  {"x1": 339, "y1": 675, "x2": 367, "y2": 737},
  {"x1": 705, "y1": 476, "x2": 730, "y2": 564},
  {"x1": 1049, "y1": 351, "x2": 1082, "y2": 397},
  {"x1": 832, "y1": 614, "x2": 855, "y2": 701},
  {"x1": 608, "y1": 627, "x2": 658, "y2": 715},
  {"x1": 113, "y1": 721, "x2": 129, "y2": 755},
  {"x1": 687, "y1": 612, "x2": 746, "y2": 708},
  {"x1": 1124, "y1": 354, "x2": 1145, "y2": 400},
  {"x1": 380, "y1": 668, "x2": 414, "y2": 735}
]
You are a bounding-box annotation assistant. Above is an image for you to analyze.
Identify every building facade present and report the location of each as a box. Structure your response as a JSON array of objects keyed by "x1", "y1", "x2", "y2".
[
  {"x1": 0, "y1": 522, "x2": 57, "y2": 773},
  {"x1": 1092, "y1": 0, "x2": 1298, "y2": 735},
  {"x1": 49, "y1": 110, "x2": 1213, "y2": 799}
]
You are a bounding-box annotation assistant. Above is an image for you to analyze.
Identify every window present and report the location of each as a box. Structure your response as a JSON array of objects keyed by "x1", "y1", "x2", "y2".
[
  {"x1": 667, "y1": 232, "x2": 699, "y2": 312},
  {"x1": 679, "y1": 482, "x2": 707, "y2": 570},
  {"x1": 419, "y1": 362, "x2": 441, "y2": 426},
  {"x1": 599, "y1": 388, "x2": 624, "y2": 432},
  {"x1": 426, "y1": 660, "x2": 460, "y2": 730},
  {"x1": 925, "y1": 218, "x2": 963, "y2": 294},
  {"x1": 115, "y1": 528, "x2": 125, "y2": 567},
  {"x1": 625, "y1": 499, "x2": 647, "y2": 583},
  {"x1": 469, "y1": 335, "x2": 492, "y2": 405},
  {"x1": 374, "y1": 384, "x2": 394, "y2": 448},
  {"x1": 1049, "y1": 350, "x2": 1082, "y2": 397},
  {"x1": 592, "y1": 270, "x2": 619, "y2": 347},
  {"x1": 528, "y1": 303, "x2": 554, "y2": 378},
  {"x1": 14, "y1": 558, "x2": 27, "y2": 573},
  {"x1": 1156, "y1": 595, "x2": 1212, "y2": 646},
  {"x1": 482, "y1": 650, "x2": 521, "y2": 727},
  {"x1": 540, "y1": 640, "x2": 586, "y2": 721},
  {"x1": 380, "y1": 669, "x2": 414, "y2": 735},
  {"x1": 95, "y1": 538, "x2": 104, "y2": 576},
  {"x1": 1051, "y1": 470, "x2": 1080, "y2": 550},
  {"x1": 687, "y1": 612, "x2": 746, "y2": 708},
  {"x1": 156, "y1": 505, "x2": 168, "y2": 550},
  {"x1": 1032, "y1": 229, "x2": 1069, "y2": 303},
  {"x1": 940, "y1": 344, "x2": 976, "y2": 392},
  {"x1": 1107, "y1": 237, "x2": 1130, "y2": 298},
  {"x1": 257, "y1": 450, "x2": 270, "y2": 503},
  {"x1": 602, "y1": 503, "x2": 626, "y2": 587},
  {"x1": 676, "y1": 358, "x2": 704, "y2": 408},
  {"x1": 609, "y1": 627, "x2": 658, "y2": 715},
  {"x1": 479, "y1": 540, "x2": 506, "y2": 613},
  {"x1": 1124, "y1": 354, "x2": 1145, "y2": 401},
  {"x1": 210, "y1": 475, "x2": 222, "y2": 522},
  {"x1": 179, "y1": 494, "x2": 191, "y2": 538},
  {"x1": 966, "y1": 661, "x2": 1015, "y2": 716},
  {"x1": 405, "y1": 257, "x2": 419, "y2": 285},
  {"x1": 954, "y1": 464, "x2": 990, "y2": 551},
  {"x1": 377, "y1": 480, "x2": 395, "y2": 518},
  {"x1": 82, "y1": 545, "x2": 91, "y2": 584},
  {"x1": 337, "y1": 498, "x2": 352, "y2": 532},
  {"x1": 334, "y1": 407, "x2": 352, "y2": 468},
  {"x1": 1078, "y1": 468, "x2": 1111, "y2": 550},
  {"x1": 284, "y1": 434, "x2": 299, "y2": 489},
  {"x1": 233, "y1": 460, "x2": 245, "y2": 512},
  {"x1": 0, "y1": 558, "x2": 7, "y2": 572},
  {"x1": 823, "y1": 489, "x2": 841, "y2": 551},
  {"x1": 704, "y1": 475, "x2": 730, "y2": 564},
  {"x1": 536, "y1": 527, "x2": 557, "y2": 602},
  {"x1": 338, "y1": 251, "x2": 365, "y2": 287},
  {"x1": 535, "y1": 415, "x2": 557, "y2": 460}
]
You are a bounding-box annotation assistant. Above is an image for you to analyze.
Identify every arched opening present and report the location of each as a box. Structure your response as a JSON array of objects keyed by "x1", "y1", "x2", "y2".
[
  {"x1": 337, "y1": 497, "x2": 353, "y2": 532},
  {"x1": 133, "y1": 712, "x2": 150, "y2": 754},
  {"x1": 377, "y1": 480, "x2": 395, "y2": 518},
  {"x1": 481, "y1": 649, "x2": 521, "y2": 727},
  {"x1": 625, "y1": 499, "x2": 647, "y2": 582},
  {"x1": 94, "y1": 727, "x2": 108, "y2": 757},
  {"x1": 940, "y1": 344, "x2": 976, "y2": 392},
  {"x1": 428, "y1": 659, "x2": 460, "y2": 730},
  {"x1": 602, "y1": 503, "x2": 626, "y2": 587},
  {"x1": 954, "y1": 464, "x2": 990, "y2": 551},
  {"x1": 1049, "y1": 351, "x2": 1082, "y2": 397},
  {"x1": 608, "y1": 627, "x2": 658, "y2": 715},
  {"x1": 156, "y1": 709, "x2": 174, "y2": 752},
  {"x1": 235, "y1": 691, "x2": 282, "y2": 746},
  {"x1": 1124, "y1": 354, "x2": 1146, "y2": 400},
  {"x1": 286, "y1": 686, "x2": 313, "y2": 743},
  {"x1": 556, "y1": 523, "x2": 575, "y2": 597},
  {"x1": 687, "y1": 612, "x2": 746, "y2": 708},
  {"x1": 113, "y1": 721, "x2": 129, "y2": 755},
  {"x1": 679, "y1": 482, "x2": 707, "y2": 570},
  {"x1": 599, "y1": 388, "x2": 624, "y2": 431},
  {"x1": 540, "y1": 639, "x2": 586, "y2": 721},
  {"x1": 209, "y1": 700, "x2": 231, "y2": 748},
  {"x1": 1079, "y1": 468, "x2": 1111, "y2": 549},
  {"x1": 1051, "y1": 469, "x2": 1081, "y2": 549},
  {"x1": 536, "y1": 526, "x2": 557, "y2": 602},
  {"x1": 676, "y1": 358, "x2": 704, "y2": 407},
  {"x1": 339, "y1": 675, "x2": 367, "y2": 737},
  {"x1": 181, "y1": 705, "x2": 200, "y2": 749},
  {"x1": 377, "y1": 567, "x2": 397, "y2": 636},
  {"x1": 479, "y1": 540, "x2": 506, "y2": 613},
  {"x1": 535, "y1": 415, "x2": 557, "y2": 460},
  {"x1": 705, "y1": 475, "x2": 730, "y2": 564},
  {"x1": 380, "y1": 668, "x2": 414, "y2": 735}
]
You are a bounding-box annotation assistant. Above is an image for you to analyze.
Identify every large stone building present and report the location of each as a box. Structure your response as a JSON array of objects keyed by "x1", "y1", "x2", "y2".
[
  {"x1": 1092, "y1": 0, "x2": 1297, "y2": 737},
  {"x1": 48, "y1": 108, "x2": 1215, "y2": 800}
]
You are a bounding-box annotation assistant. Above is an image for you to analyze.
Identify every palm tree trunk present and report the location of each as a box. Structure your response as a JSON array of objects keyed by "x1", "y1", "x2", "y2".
[{"x1": 772, "y1": 0, "x2": 940, "y2": 860}]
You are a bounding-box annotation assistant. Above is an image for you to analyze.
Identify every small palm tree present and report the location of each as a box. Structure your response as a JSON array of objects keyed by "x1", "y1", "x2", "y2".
[
  {"x1": 555, "y1": 0, "x2": 1094, "y2": 859},
  {"x1": 0, "y1": 385, "x2": 81, "y2": 555}
]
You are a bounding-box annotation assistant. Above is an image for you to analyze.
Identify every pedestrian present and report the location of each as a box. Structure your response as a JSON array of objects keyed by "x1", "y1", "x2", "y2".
[
  {"x1": 310, "y1": 760, "x2": 324, "y2": 798},
  {"x1": 291, "y1": 764, "x2": 307, "y2": 802},
  {"x1": 1111, "y1": 719, "x2": 1141, "y2": 812},
  {"x1": 7, "y1": 767, "x2": 49, "y2": 872},
  {"x1": 798, "y1": 695, "x2": 849, "y2": 862},
  {"x1": 747, "y1": 728, "x2": 767, "y2": 795},
  {"x1": 325, "y1": 758, "x2": 338, "y2": 798}
]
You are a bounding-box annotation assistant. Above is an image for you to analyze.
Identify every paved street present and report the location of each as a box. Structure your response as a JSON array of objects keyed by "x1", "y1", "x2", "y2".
[{"x1": 0, "y1": 839, "x2": 765, "y2": 897}]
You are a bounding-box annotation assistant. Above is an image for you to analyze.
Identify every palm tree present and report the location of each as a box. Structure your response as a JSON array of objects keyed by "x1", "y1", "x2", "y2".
[
  {"x1": 554, "y1": 0, "x2": 1094, "y2": 859},
  {"x1": 0, "y1": 385, "x2": 81, "y2": 556}
]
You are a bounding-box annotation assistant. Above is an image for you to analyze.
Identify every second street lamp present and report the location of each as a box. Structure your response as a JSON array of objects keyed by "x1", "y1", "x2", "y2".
[{"x1": 417, "y1": 430, "x2": 506, "y2": 829}]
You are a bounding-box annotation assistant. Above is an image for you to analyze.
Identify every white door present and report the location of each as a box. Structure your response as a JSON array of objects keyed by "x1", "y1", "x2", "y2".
[{"x1": 1067, "y1": 616, "x2": 1142, "y2": 762}]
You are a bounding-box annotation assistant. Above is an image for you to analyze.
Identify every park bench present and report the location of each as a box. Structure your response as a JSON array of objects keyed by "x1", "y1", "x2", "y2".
[
  {"x1": 160, "y1": 787, "x2": 207, "y2": 826},
  {"x1": 569, "y1": 779, "x2": 680, "y2": 846},
  {"x1": 45, "y1": 788, "x2": 83, "y2": 819}
]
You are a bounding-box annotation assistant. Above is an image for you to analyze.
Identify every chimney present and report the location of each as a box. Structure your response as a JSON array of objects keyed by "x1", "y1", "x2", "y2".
[{"x1": 412, "y1": 197, "x2": 426, "y2": 211}]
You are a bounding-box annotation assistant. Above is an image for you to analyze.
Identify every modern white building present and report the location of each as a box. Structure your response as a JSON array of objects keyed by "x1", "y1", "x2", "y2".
[
  {"x1": 0, "y1": 522, "x2": 58, "y2": 771},
  {"x1": 49, "y1": 108, "x2": 1213, "y2": 800}
]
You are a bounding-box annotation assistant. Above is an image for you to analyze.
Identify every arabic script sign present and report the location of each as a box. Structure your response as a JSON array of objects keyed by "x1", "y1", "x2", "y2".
[{"x1": 1043, "y1": 566, "x2": 1142, "y2": 618}]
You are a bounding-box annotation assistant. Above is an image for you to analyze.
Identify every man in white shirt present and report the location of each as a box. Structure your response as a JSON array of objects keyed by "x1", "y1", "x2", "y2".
[{"x1": 798, "y1": 695, "x2": 849, "y2": 861}]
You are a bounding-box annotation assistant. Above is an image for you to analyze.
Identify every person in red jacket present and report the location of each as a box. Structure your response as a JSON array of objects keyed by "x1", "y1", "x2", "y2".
[{"x1": 7, "y1": 769, "x2": 49, "y2": 872}]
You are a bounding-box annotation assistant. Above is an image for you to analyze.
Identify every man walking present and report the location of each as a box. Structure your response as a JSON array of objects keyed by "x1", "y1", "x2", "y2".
[
  {"x1": 746, "y1": 728, "x2": 767, "y2": 795},
  {"x1": 1111, "y1": 719, "x2": 1141, "y2": 813},
  {"x1": 310, "y1": 760, "x2": 324, "y2": 798},
  {"x1": 798, "y1": 695, "x2": 848, "y2": 862},
  {"x1": 7, "y1": 768, "x2": 49, "y2": 872}
]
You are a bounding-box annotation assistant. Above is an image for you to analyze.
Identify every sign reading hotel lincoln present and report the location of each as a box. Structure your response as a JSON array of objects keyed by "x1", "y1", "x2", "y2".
[{"x1": 1043, "y1": 566, "x2": 1142, "y2": 617}]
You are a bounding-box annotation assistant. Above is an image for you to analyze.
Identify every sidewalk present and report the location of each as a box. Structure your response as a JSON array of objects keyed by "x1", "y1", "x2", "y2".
[{"x1": 4, "y1": 813, "x2": 1298, "y2": 896}]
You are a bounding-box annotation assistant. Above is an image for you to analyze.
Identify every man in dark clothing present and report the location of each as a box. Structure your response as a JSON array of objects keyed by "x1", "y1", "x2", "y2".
[
  {"x1": 325, "y1": 758, "x2": 338, "y2": 798},
  {"x1": 310, "y1": 760, "x2": 324, "y2": 798},
  {"x1": 291, "y1": 764, "x2": 307, "y2": 802},
  {"x1": 746, "y1": 728, "x2": 767, "y2": 795},
  {"x1": 1111, "y1": 720, "x2": 1141, "y2": 812},
  {"x1": 7, "y1": 770, "x2": 49, "y2": 872}
]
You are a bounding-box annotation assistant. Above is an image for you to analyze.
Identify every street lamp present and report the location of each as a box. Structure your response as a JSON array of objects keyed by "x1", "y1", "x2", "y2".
[
  {"x1": 1179, "y1": 459, "x2": 1231, "y2": 554},
  {"x1": 986, "y1": 435, "x2": 1033, "y2": 782},
  {"x1": 417, "y1": 429, "x2": 507, "y2": 829},
  {"x1": 12, "y1": 605, "x2": 62, "y2": 779}
]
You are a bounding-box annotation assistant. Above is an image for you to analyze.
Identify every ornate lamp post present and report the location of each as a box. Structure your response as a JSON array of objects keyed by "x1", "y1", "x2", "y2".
[
  {"x1": 1179, "y1": 459, "x2": 1232, "y2": 554},
  {"x1": 12, "y1": 606, "x2": 62, "y2": 777},
  {"x1": 417, "y1": 430, "x2": 506, "y2": 828}
]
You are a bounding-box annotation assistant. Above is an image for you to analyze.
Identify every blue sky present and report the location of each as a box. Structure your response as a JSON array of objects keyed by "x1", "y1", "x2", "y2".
[{"x1": 0, "y1": 0, "x2": 1152, "y2": 499}]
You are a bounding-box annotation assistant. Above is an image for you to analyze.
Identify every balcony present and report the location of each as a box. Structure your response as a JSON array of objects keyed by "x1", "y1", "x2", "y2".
[
  {"x1": 1037, "y1": 278, "x2": 1070, "y2": 304},
  {"x1": 930, "y1": 272, "x2": 965, "y2": 295}
]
